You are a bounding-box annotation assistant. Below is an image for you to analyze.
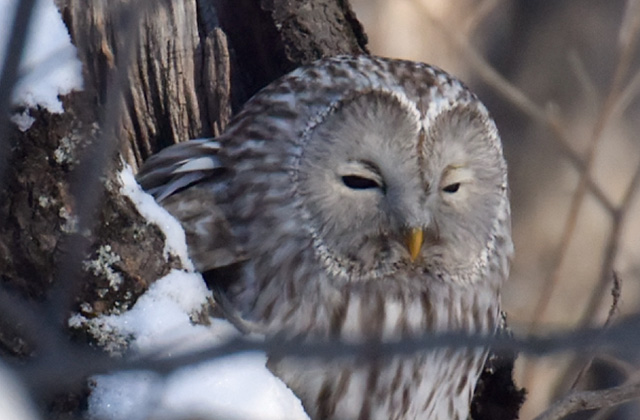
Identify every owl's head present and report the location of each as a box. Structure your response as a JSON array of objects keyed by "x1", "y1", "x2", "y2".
[{"x1": 225, "y1": 56, "x2": 511, "y2": 287}]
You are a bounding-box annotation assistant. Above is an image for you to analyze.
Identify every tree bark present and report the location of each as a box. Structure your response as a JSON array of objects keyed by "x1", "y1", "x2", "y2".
[
  {"x1": 0, "y1": 0, "x2": 367, "y2": 414},
  {"x1": 1, "y1": 0, "x2": 368, "y2": 344},
  {"x1": 58, "y1": 0, "x2": 368, "y2": 169}
]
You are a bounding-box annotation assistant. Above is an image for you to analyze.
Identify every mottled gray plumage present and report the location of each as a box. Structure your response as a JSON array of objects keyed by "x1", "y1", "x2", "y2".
[{"x1": 137, "y1": 55, "x2": 512, "y2": 420}]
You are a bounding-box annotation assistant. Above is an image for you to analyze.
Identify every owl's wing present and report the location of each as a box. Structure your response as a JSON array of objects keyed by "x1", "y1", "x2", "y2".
[{"x1": 136, "y1": 138, "x2": 246, "y2": 273}]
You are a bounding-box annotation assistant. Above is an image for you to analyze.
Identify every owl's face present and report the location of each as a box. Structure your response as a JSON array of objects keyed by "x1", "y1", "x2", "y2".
[
  {"x1": 223, "y1": 56, "x2": 511, "y2": 289},
  {"x1": 296, "y1": 91, "x2": 507, "y2": 280}
]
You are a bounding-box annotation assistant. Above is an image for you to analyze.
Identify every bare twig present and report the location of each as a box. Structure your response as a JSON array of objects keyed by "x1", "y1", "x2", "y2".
[
  {"x1": 589, "y1": 405, "x2": 618, "y2": 420},
  {"x1": 568, "y1": 50, "x2": 600, "y2": 113},
  {"x1": 523, "y1": 3, "x2": 640, "y2": 392},
  {"x1": 409, "y1": 0, "x2": 616, "y2": 216},
  {"x1": 591, "y1": 370, "x2": 640, "y2": 420},
  {"x1": 0, "y1": 287, "x2": 67, "y2": 354},
  {"x1": 410, "y1": 0, "x2": 640, "y2": 407},
  {"x1": 410, "y1": 0, "x2": 547, "y2": 123},
  {"x1": 47, "y1": 1, "x2": 148, "y2": 327},
  {"x1": 589, "y1": 368, "x2": 640, "y2": 420},
  {"x1": 9, "y1": 313, "x2": 640, "y2": 397},
  {"x1": 546, "y1": 131, "x2": 616, "y2": 215},
  {"x1": 533, "y1": 379, "x2": 640, "y2": 420},
  {"x1": 462, "y1": 0, "x2": 502, "y2": 36},
  {"x1": 0, "y1": 0, "x2": 37, "y2": 183},
  {"x1": 594, "y1": 354, "x2": 638, "y2": 378},
  {"x1": 604, "y1": 272, "x2": 623, "y2": 329},
  {"x1": 618, "y1": 0, "x2": 640, "y2": 76},
  {"x1": 578, "y1": 162, "x2": 640, "y2": 326},
  {"x1": 409, "y1": 0, "x2": 628, "y2": 344},
  {"x1": 528, "y1": 17, "x2": 638, "y2": 334},
  {"x1": 611, "y1": 67, "x2": 640, "y2": 124},
  {"x1": 569, "y1": 272, "x2": 623, "y2": 390}
]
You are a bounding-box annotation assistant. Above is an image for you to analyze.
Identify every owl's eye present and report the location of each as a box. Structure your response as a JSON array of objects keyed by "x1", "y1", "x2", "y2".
[
  {"x1": 442, "y1": 182, "x2": 461, "y2": 193},
  {"x1": 342, "y1": 175, "x2": 381, "y2": 190}
]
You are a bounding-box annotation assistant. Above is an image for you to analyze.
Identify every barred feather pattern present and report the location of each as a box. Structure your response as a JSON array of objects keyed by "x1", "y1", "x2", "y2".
[{"x1": 137, "y1": 55, "x2": 512, "y2": 420}]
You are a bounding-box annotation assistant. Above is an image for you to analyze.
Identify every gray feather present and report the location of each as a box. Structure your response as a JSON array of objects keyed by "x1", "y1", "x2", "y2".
[{"x1": 136, "y1": 138, "x2": 245, "y2": 272}]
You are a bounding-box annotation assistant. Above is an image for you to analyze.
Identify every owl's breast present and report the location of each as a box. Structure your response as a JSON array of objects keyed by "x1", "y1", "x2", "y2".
[{"x1": 266, "y1": 274, "x2": 500, "y2": 420}]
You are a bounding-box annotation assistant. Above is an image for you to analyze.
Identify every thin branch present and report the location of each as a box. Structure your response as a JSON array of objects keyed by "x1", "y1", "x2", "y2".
[
  {"x1": 589, "y1": 369, "x2": 640, "y2": 420},
  {"x1": 578, "y1": 162, "x2": 640, "y2": 326},
  {"x1": 410, "y1": 0, "x2": 547, "y2": 123},
  {"x1": 533, "y1": 379, "x2": 640, "y2": 420},
  {"x1": 611, "y1": 67, "x2": 640, "y2": 121},
  {"x1": 46, "y1": 1, "x2": 148, "y2": 327},
  {"x1": 523, "y1": 3, "x2": 640, "y2": 391},
  {"x1": 617, "y1": 0, "x2": 640, "y2": 80},
  {"x1": 604, "y1": 272, "x2": 623, "y2": 329},
  {"x1": 409, "y1": 0, "x2": 616, "y2": 216},
  {"x1": 570, "y1": 272, "x2": 622, "y2": 390},
  {"x1": 594, "y1": 354, "x2": 639, "y2": 378},
  {"x1": 410, "y1": 0, "x2": 640, "y2": 399},
  {"x1": 462, "y1": 0, "x2": 502, "y2": 36},
  {"x1": 527, "y1": 23, "x2": 638, "y2": 335},
  {"x1": 409, "y1": 0, "x2": 624, "y2": 340},
  {"x1": 0, "y1": 287, "x2": 68, "y2": 354},
  {"x1": 8, "y1": 311, "x2": 640, "y2": 398},
  {"x1": 589, "y1": 405, "x2": 618, "y2": 420},
  {"x1": 0, "y1": 0, "x2": 37, "y2": 184},
  {"x1": 568, "y1": 50, "x2": 600, "y2": 113},
  {"x1": 549, "y1": 128, "x2": 617, "y2": 216}
]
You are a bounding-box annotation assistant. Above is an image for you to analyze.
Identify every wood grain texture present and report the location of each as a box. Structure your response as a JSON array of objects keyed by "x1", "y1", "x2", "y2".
[{"x1": 1, "y1": 0, "x2": 368, "y2": 355}]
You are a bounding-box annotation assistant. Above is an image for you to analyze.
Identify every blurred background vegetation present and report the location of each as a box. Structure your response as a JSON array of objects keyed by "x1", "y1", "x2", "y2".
[{"x1": 349, "y1": 0, "x2": 640, "y2": 418}]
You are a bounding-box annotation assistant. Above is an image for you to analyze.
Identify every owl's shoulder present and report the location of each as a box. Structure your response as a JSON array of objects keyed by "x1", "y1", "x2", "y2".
[
  {"x1": 137, "y1": 138, "x2": 225, "y2": 201},
  {"x1": 137, "y1": 138, "x2": 245, "y2": 273}
]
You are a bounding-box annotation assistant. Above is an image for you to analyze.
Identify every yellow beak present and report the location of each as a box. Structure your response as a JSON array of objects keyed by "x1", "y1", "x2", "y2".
[{"x1": 406, "y1": 228, "x2": 424, "y2": 262}]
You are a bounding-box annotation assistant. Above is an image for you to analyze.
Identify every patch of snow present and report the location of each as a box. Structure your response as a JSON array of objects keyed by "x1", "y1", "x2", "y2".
[
  {"x1": 88, "y1": 371, "x2": 160, "y2": 420},
  {"x1": 10, "y1": 111, "x2": 35, "y2": 131},
  {"x1": 159, "y1": 352, "x2": 308, "y2": 420},
  {"x1": 85, "y1": 270, "x2": 309, "y2": 420},
  {"x1": 0, "y1": 363, "x2": 40, "y2": 420},
  {"x1": 118, "y1": 164, "x2": 195, "y2": 271},
  {"x1": 0, "y1": 0, "x2": 83, "y2": 129}
]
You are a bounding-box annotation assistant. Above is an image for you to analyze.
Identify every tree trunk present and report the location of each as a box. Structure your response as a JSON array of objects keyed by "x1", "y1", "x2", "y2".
[
  {"x1": 0, "y1": 0, "x2": 366, "y2": 415},
  {"x1": 1, "y1": 0, "x2": 368, "y2": 345}
]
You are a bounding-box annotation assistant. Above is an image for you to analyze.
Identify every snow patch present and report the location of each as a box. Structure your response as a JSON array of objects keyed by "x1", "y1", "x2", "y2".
[
  {"x1": 118, "y1": 164, "x2": 194, "y2": 271},
  {"x1": 159, "y1": 352, "x2": 308, "y2": 420},
  {"x1": 0, "y1": 363, "x2": 40, "y2": 420},
  {"x1": 10, "y1": 111, "x2": 35, "y2": 131},
  {"x1": 88, "y1": 371, "x2": 160, "y2": 420},
  {"x1": 85, "y1": 270, "x2": 309, "y2": 420},
  {"x1": 0, "y1": 0, "x2": 83, "y2": 129}
]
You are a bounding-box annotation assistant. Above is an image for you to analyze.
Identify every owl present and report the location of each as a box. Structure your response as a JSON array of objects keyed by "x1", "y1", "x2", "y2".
[{"x1": 137, "y1": 55, "x2": 512, "y2": 420}]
